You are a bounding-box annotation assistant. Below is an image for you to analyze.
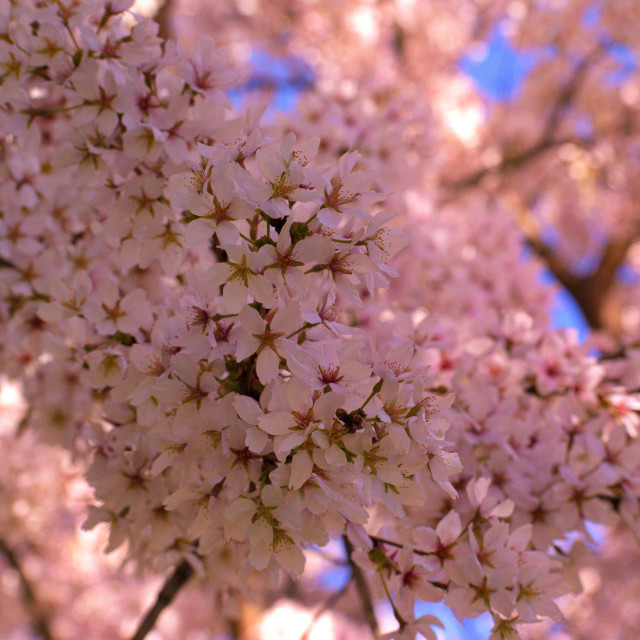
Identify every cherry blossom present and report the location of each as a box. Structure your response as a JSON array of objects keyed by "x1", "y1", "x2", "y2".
[{"x1": 4, "y1": 1, "x2": 640, "y2": 639}]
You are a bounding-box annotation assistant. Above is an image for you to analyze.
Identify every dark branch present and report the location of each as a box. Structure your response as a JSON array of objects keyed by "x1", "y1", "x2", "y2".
[
  {"x1": 516, "y1": 203, "x2": 579, "y2": 294},
  {"x1": 516, "y1": 195, "x2": 639, "y2": 335},
  {"x1": 342, "y1": 536, "x2": 378, "y2": 635},
  {"x1": 0, "y1": 256, "x2": 17, "y2": 269},
  {"x1": 542, "y1": 41, "x2": 605, "y2": 139},
  {"x1": 154, "y1": 0, "x2": 173, "y2": 40},
  {"x1": 130, "y1": 560, "x2": 194, "y2": 640},
  {"x1": 592, "y1": 239, "x2": 633, "y2": 293},
  {"x1": 369, "y1": 534, "x2": 436, "y2": 557},
  {"x1": 0, "y1": 538, "x2": 54, "y2": 640}
]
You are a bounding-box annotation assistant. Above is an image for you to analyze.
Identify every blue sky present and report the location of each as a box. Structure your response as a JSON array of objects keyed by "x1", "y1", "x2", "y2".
[{"x1": 459, "y1": 24, "x2": 542, "y2": 102}]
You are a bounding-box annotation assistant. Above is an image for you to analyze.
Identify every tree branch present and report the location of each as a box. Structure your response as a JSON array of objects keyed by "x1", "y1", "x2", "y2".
[
  {"x1": 342, "y1": 536, "x2": 378, "y2": 636},
  {"x1": 512, "y1": 197, "x2": 579, "y2": 292},
  {"x1": 0, "y1": 538, "x2": 54, "y2": 640},
  {"x1": 542, "y1": 41, "x2": 605, "y2": 140},
  {"x1": 592, "y1": 239, "x2": 633, "y2": 293},
  {"x1": 130, "y1": 559, "x2": 194, "y2": 640},
  {"x1": 443, "y1": 43, "x2": 604, "y2": 194},
  {"x1": 442, "y1": 137, "x2": 565, "y2": 193},
  {"x1": 511, "y1": 193, "x2": 638, "y2": 335},
  {"x1": 154, "y1": 0, "x2": 173, "y2": 40}
]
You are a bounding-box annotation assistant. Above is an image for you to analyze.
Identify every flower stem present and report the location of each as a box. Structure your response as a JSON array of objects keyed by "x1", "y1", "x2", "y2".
[{"x1": 286, "y1": 322, "x2": 320, "y2": 339}]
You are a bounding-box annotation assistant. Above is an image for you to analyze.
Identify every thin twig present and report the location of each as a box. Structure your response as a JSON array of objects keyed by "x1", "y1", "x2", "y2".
[
  {"x1": 369, "y1": 534, "x2": 436, "y2": 557},
  {"x1": 298, "y1": 578, "x2": 352, "y2": 640},
  {"x1": 130, "y1": 559, "x2": 194, "y2": 640},
  {"x1": 543, "y1": 41, "x2": 606, "y2": 139},
  {"x1": 342, "y1": 536, "x2": 379, "y2": 635},
  {"x1": 619, "y1": 512, "x2": 640, "y2": 551},
  {"x1": 0, "y1": 538, "x2": 54, "y2": 640}
]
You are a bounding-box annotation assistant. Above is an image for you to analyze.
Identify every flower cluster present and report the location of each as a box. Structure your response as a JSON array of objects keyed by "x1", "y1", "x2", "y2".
[
  {"x1": 5, "y1": 1, "x2": 640, "y2": 639},
  {"x1": 164, "y1": 0, "x2": 640, "y2": 637},
  {"x1": 266, "y1": 94, "x2": 640, "y2": 637},
  {"x1": 0, "y1": 1, "x2": 458, "y2": 636},
  {"x1": 353, "y1": 202, "x2": 640, "y2": 638}
]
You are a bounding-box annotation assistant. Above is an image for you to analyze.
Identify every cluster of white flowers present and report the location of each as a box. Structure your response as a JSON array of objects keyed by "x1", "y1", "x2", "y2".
[
  {"x1": 5, "y1": 2, "x2": 640, "y2": 639},
  {"x1": 269, "y1": 94, "x2": 640, "y2": 638},
  {"x1": 0, "y1": 1, "x2": 462, "y2": 636},
  {"x1": 366, "y1": 203, "x2": 640, "y2": 639}
]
